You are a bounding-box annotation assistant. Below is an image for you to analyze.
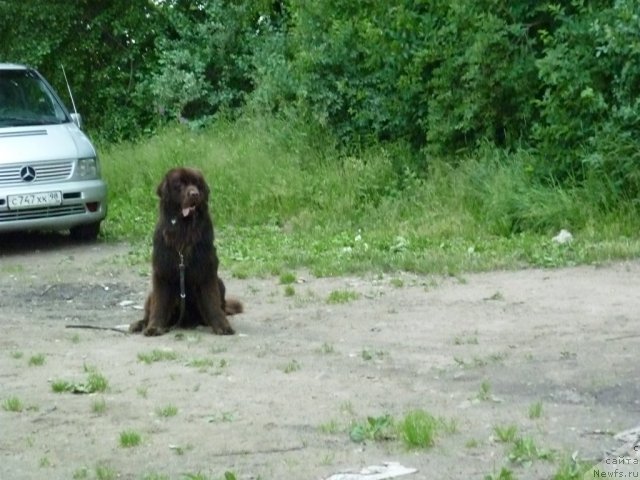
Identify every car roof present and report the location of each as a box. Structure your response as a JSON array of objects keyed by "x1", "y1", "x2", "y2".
[{"x1": 0, "y1": 63, "x2": 29, "y2": 70}]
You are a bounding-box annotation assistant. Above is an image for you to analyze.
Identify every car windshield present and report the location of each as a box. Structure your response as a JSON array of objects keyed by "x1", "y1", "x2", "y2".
[{"x1": 0, "y1": 69, "x2": 68, "y2": 127}]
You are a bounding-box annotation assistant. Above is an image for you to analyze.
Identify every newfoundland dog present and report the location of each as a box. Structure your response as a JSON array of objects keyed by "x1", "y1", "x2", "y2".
[{"x1": 130, "y1": 167, "x2": 241, "y2": 336}]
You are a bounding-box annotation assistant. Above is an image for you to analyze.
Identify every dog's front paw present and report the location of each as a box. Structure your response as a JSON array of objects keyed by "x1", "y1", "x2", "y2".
[
  {"x1": 143, "y1": 325, "x2": 166, "y2": 337},
  {"x1": 212, "y1": 324, "x2": 235, "y2": 335},
  {"x1": 129, "y1": 319, "x2": 146, "y2": 333}
]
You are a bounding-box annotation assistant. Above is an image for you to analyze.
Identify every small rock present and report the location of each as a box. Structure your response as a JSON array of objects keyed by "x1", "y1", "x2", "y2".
[{"x1": 552, "y1": 229, "x2": 573, "y2": 244}]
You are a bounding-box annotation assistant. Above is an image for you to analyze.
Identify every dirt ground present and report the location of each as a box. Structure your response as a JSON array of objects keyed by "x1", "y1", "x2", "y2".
[{"x1": 0, "y1": 233, "x2": 639, "y2": 480}]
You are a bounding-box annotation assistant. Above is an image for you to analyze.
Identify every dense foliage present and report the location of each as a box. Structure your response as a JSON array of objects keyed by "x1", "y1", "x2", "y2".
[{"x1": 1, "y1": 0, "x2": 639, "y2": 202}]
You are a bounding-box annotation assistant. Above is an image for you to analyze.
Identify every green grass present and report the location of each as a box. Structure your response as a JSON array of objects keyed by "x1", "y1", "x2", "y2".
[
  {"x1": 92, "y1": 398, "x2": 107, "y2": 414},
  {"x1": 319, "y1": 419, "x2": 341, "y2": 434},
  {"x1": 137, "y1": 349, "x2": 179, "y2": 364},
  {"x1": 119, "y1": 430, "x2": 142, "y2": 448},
  {"x1": 484, "y1": 467, "x2": 517, "y2": 480},
  {"x1": 186, "y1": 358, "x2": 215, "y2": 370},
  {"x1": 95, "y1": 464, "x2": 117, "y2": 480},
  {"x1": 28, "y1": 354, "x2": 46, "y2": 366},
  {"x1": 397, "y1": 410, "x2": 440, "y2": 448},
  {"x1": 528, "y1": 401, "x2": 543, "y2": 419},
  {"x1": 2, "y1": 396, "x2": 24, "y2": 412},
  {"x1": 100, "y1": 115, "x2": 640, "y2": 277},
  {"x1": 326, "y1": 290, "x2": 360, "y2": 304},
  {"x1": 494, "y1": 424, "x2": 518, "y2": 443},
  {"x1": 142, "y1": 474, "x2": 170, "y2": 480},
  {"x1": 51, "y1": 367, "x2": 109, "y2": 394},
  {"x1": 156, "y1": 405, "x2": 178, "y2": 418},
  {"x1": 350, "y1": 414, "x2": 395, "y2": 443},
  {"x1": 281, "y1": 359, "x2": 301, "y2": 373},
  {"x1": 508, "y1": 436, "x2": 554, "y2": 465},
  {"x1": 317, "y1": 342, "x2": 335, "y2": 354},
  {"x1": 279, "y1": 272, "x2": 297, "y2": 284},
  {"x1": 477, "y1": 380, "x2": 492, "y2": 401}
]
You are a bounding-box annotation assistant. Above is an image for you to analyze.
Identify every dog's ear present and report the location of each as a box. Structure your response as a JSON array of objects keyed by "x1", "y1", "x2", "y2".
[
  {"x1": 202, "y1": 179, "x2": 211, "y2": 199},
  {"x1": 156, "y1": 177, "x2": 168, "y2": 198}
]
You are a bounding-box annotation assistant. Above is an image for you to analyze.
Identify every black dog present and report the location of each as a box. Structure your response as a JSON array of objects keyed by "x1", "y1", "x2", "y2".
[{"x1": 130, "y1": 167, "x2": 241, "y2": 336}]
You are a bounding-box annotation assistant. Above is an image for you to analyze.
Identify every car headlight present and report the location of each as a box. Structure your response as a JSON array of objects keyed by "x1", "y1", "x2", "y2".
[{"x1": 77, "y1": 157, "x2": 99, "y2": 178}]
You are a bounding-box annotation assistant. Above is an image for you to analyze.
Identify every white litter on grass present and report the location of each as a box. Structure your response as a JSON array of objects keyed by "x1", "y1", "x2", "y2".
[
  {"x1": 552, "y1": 229, "x2": 573, "y2": 244},
  {"x1": 118, "y1": 300, "x2": 134, "y2": 307},
  {"x1": 325, "y1": 462, "x2": 417, "y2": 480}
]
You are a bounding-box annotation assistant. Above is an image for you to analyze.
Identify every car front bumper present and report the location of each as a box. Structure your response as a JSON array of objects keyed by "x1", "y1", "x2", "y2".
[{"x1": 0, "y1": 179, "x2": 107, "y2": 233}]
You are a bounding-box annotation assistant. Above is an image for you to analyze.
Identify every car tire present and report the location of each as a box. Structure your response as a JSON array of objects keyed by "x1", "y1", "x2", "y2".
[{"x1": 70, "y1": 222, "x2": 101, "y2": 241}]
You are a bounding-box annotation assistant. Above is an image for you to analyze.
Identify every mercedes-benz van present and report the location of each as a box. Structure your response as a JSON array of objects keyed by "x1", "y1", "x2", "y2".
[{"x1": 0, "y1": 63, "x2": 107, "y2": 240}]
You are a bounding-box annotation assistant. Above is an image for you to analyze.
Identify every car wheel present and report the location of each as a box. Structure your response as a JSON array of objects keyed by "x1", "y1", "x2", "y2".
[{"x1": 70, "y1": 222, "x2": 101, "y2": 241}]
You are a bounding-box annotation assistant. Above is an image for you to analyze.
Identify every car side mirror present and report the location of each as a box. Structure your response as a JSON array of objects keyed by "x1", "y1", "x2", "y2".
[{"x1": 70, "y1": 112, "x2": 83, "y2": 128}]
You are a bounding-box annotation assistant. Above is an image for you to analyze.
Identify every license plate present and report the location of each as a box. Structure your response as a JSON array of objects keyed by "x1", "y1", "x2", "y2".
[{"x1": 7, "y1": 191, "x2": 63, "y2": 210}]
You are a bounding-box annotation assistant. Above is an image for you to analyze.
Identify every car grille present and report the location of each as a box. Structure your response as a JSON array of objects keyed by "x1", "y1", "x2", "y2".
[
  {"x1": 0, "y1": 161, "x2": 73, "y2": 185},
  {"x1": 0, "y1": 204, "x2": 86, "y2": 222}
]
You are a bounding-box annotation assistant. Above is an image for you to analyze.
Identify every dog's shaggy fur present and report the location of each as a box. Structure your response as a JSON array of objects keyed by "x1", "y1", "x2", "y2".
[{"x1": 130, "y1": 167, "x2": 241, "y2": 337}]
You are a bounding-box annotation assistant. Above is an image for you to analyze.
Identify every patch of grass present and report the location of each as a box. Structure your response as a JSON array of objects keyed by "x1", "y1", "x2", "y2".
[
  {"x1": 361, "y1": 348, "x2": 386, "y2": 361},
  {"x1": 3, "y1": 396, "x2": 24, "y2": 412},
  {"x1": 319, "y1": 419, "x2": 341, "y2": 434},
  {"x1": 28, "y1": 354, "x2": 46, "y2": 366},
  {"x1": 156, "y1": 405, "x2": 178, "y2": 418},
  {"x1": 1, "y1": 263, "x2": 24, "y2": 274},
  {"x1": 207, "y1": 411, "x2": 236, "y2": 423},
  {"x1": 39, "y1": 456, "x2": 51, "y2": 468},
  {"x1": 340, "y1": 401, "x2": 355, "y2": 416},
  {"x1": 390, "y1": 278, "x2": 404, "y2": 288},
  {"x1": 465, "y1": 438, "x2": 480, "y2": 448},
  {"x1": 70, "y1": 333, "x2": 81, "y2": 344},
  {"x1": 137, "y1": 349, "x2": 179, "y2": 364},
  {"x1": 182, "y1": 473, "x2": 210, "y2": 480},
  {"x1": 210, "y1": 345, "x2": 228, "y2": 354},
  {"x1": 187, "y1": 358, "x2": 215, "y2": 370},
  {"x1": 528, "y1": 401, "x2": 543, "y2": 419},
  {"x1": 102, "y1": 119, "x2": 640, "y2": 277},
  {"x1": 493, "y1": 424, "x2": 518, "y2": 443},
  {"x1": 454, "y1": 353, "x2": 505, "y2": 369},
  {"x1": 279, "y1": 272, "x2": 297, "y2": 284},
  {"x1": 326, "y1": 290, "x2": 360, "y2": 304},
  {"x1": 485, "y1": 291, "x2": 505, "y2": 301},
  {"x1": 95, "y1": 464, "x2": 118, "y2": 480},
  {"x1": 51, "y1": 380, "x2": 73, "y2": 393},
  {"x1": 86, "y1": 369, "x2": 109, "y2": 393},
  {"x1": 317, "y1": 342, "x2": 335, "y2": 354},
  {"x1": 552, "y1": 456, "x2": 592, "y2": 479},
  {"x1": 10, "y1": 351, "x2": 23, "y2": 359},
  {"x1": 136, "y1": 386, "x2": 149, "y2": 398},
  {"x1": 283, "y1": 285, "x2": 295, "y2": 297},
  {"x1": 92, "y1": 397, "x2": 107, "y2": 414},
  {"x1": 349, "y1": 414, "x2": 395, "y2": 443},
  {"x1": 142, "y1": 474, "x2": 170, "y2": 480},
  {"x1": 396, "y1": 410, "x2": 440, "y2": 448},
  {"x1": 51, "y1": 368, "x2": 109, "y2": 394},
  {"x1": 73, "y1": 467, "x2": 89, "y2": 479},
  {"x1": 484, "y1": 467, "x2": 516, "y2": 480},
  {"x1": 477, "y1": 380, "x2": 492, "y2": 401},
  {"x1": 119, "y1": 430, "x2": 142, "y2": 448},
  {"x1": 282, "y1": 359, "x2": 301, "y2": 373},
  {"x1": 508, "y1": 436, "x2": 554, "y2": 465},
  {"x1": 453, "y1": 334, "x2": 479, "y2": 345}
]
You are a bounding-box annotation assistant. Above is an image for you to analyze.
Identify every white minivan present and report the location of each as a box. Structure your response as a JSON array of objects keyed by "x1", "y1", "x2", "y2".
[{"x1": 0, "y1": 63, "x2": 107, "y2": 240}]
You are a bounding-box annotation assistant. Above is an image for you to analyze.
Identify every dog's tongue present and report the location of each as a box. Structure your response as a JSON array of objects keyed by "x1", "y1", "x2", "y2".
[{"x1": 182, "y1": 207, "x2": 194, "y2": 217}]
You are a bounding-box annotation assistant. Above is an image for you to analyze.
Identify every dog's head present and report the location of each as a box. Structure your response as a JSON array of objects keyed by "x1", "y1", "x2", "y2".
[{"x1": 157, "y1": 167, "x2": 211, "y2": 219}]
